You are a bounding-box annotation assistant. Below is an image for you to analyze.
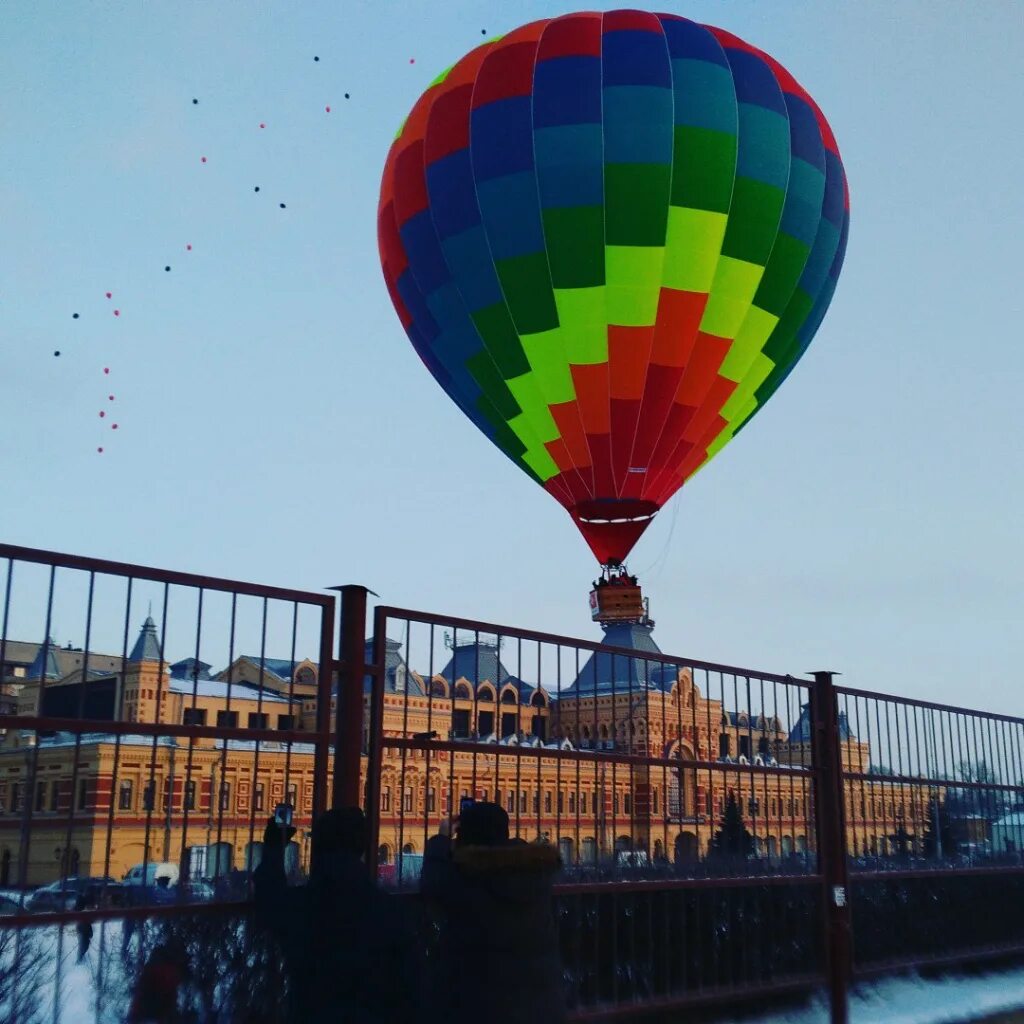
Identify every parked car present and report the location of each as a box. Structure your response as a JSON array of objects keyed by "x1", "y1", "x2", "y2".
[{"x1": 27, "y1": 876, "x2": 121, "y2": 913}]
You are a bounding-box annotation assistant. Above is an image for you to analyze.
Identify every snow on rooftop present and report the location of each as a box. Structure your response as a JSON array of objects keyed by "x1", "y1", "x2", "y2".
[{"x1": 166, "y1": 677, "x2": 296, "y2": 704}]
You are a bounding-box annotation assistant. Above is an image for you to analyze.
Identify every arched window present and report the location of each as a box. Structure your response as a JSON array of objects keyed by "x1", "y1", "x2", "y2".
[
  {"x1": 531, "y1": 691, "x2": 546, "y2": 708},
  {"x1": 477, "y1": 685, "x2": 495, "y2": 702},
  {"x1": 501, "y1": 688, "x2": 518, "y2": 705},
  {"x1": 559, "y1": 837, "x2": 574, "y2": 866},
  {"x1": 430, "y1": 679, "x2": 448, "y2": 698},
  {"x1": 378, "y1": 844, "x2": 391, "y2": 865},
  {"x1": 401, "y1": 842, "x2": 415, "y2": 855},
  {"x1": 600, "y1": 724, "x2": 609, "y2": 740},
  {"x1": 454, "y1": 683, "x2": 471, "y2": 700}
]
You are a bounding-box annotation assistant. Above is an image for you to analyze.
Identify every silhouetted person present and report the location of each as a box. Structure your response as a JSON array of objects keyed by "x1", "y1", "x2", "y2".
[
  {"x1": 421, "y1": 802, "x2": 566, "y2": 1024},
  {"x1": 74, "y1": 893, "x2": 92, "y2": 962},
  {"x1": 253, "y1": 807, "x2": 417, "y2": 1024}
]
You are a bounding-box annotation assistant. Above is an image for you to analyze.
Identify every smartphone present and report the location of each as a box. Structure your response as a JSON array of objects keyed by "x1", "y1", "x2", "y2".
[
  {"x1": 273, "y1": 802, "x2": 293, "y2": 828},
  {"x1": 459, "y1": 796, "x2": 475, "y2": 816}
]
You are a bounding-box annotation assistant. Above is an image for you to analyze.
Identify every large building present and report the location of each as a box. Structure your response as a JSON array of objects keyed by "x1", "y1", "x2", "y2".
[{"x1": 0, "y1": 616, "x2": 929, "y2": 886}]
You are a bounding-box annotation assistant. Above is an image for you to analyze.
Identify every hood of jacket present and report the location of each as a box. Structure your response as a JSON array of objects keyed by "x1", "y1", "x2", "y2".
[{"x1": 451, "y1": 841, "x2": 561, "y2": 905}]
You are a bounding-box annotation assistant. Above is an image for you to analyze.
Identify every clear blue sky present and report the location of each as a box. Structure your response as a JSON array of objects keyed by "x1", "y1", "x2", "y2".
[{"x1": 2, "y1": 2, "x2": 1021, "y2": 713}]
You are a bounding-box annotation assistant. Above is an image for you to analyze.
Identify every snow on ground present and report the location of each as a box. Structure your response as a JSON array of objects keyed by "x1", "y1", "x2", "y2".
[
  {"x1": 8, "y1": 920, "x2": 1024, "y2": 1023},
  {"x1": 722, "y1": 968, "x2": 1024, "y2": 1024}
]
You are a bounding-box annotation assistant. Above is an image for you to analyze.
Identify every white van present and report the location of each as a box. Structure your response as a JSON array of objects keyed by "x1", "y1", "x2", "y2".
[{"x1": 123, "y1": 862, "x2": 179, "y2": 887}]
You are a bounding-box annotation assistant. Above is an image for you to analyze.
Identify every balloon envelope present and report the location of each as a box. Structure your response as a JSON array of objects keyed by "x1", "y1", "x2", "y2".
[{"x1": 379, "y1": 11, "x2": 849, "y2": 564}]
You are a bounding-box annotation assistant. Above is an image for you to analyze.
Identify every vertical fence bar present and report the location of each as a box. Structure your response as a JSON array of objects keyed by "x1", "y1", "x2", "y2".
[
  {"x1": 333, "y1": 585, "x2": 369, "y2": 810},
  {"x1": 810, "y1": 670, "x2": 851, "y2": 1024},
  {"x1": 364, "y1": 605, "x2": 389, "y2": 871},
  {"x1": 311, "y1": 596, "x2": 336, "y2": 822}
]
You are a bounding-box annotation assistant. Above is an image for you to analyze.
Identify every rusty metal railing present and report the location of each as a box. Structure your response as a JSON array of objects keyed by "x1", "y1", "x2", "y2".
[{"x1": 3, "y1": 544, "x2": 1024, "y2": 1022}]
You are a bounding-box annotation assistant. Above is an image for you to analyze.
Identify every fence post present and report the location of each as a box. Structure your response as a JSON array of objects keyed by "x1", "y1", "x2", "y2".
[
  {"x1": 332, "y1": 586, "x2": 369, "y2": 810},
  {"x1": 363, "y1": 611, "x2": 388, "y2": 873},
  {"x1": 810, "y1": 670, "x2": 852, "y2": 1024}
]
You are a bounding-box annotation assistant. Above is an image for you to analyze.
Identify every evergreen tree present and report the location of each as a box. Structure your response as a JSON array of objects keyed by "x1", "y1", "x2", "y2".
[{"x1": 709, "y1": 792, "x2": 754, "y2": 865}]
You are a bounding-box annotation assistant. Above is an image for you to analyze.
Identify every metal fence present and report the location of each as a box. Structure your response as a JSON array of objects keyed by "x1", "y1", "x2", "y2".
[
  {"x1": 360, "y1": 605, "x2": 831, "y2": 1019},
  {"x1": 0, "y1": 543, "x2": 336, "y2": 1024},
  {"x1": 837, "y1": 685, "x2": 1024, "y2": 984},
  {"x1": 1, "y1": 543, "x2": 1023, "y2": 1023}
]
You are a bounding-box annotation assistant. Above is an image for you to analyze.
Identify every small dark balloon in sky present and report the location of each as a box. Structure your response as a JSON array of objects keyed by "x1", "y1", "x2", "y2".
[
  {"x1": 325, "y1": 105, "x2": 331, "y2": 113},
  {"x1": 314, "y1": 55, "x2": 319, "y2": 62},
  {"x1": 259, "y1": 122, "x2": 266, "y2": 129},
  {"x1": 192, "y1": 98, "x2": 198, "y2": 105},
  {"x1": 254, "y1": 186, "x2": 260, "y2": 192},
  {"x1": 54, "y1": 350, "x2": 60, "y2": 357},
  {"x1": 112, "y1": 424, "x2": 119, "y2": 430},
  {"x1": 482, "y1": 29, "x2": 487, "y2": 34},
  {"x1": 97, "y1": 447, "x2": 103, "y2": 453},
  {"x1": 72, "y1": 313, "x2": 79, "y2": 319},
  {"x1": 201, "y1": 156, "x2": 207, "y2": 163},
  {"x1": 104, "y1": 367, "x2": 110, "y2": 374},
  {"x1": 108, "y1": 395, "x2": 115, "y2": 401},
  {"x1": 409, "y1": 58, "x2": 415, "y2": 64},
  {"x1": 345, "y1": 93, "x2": 350, "y2": 99},
  {"x1": 279, "y1": 202, "x2": 286, "y2": 208},
  {"x1": 186, "y1": 244, "x2": 192, "y2": 250},
  {"x1": 99, "y1": 411, "x2": 105, "y2": 418},
  {"x1": 165, "y1": 266, "x2": 171, "y2": 272},
  {"x1": 113, "y1": 309, "x2": 120, "y2": 316},
  {"x1": 105, "y1": 292, "x2": 112, "y2": 299}
]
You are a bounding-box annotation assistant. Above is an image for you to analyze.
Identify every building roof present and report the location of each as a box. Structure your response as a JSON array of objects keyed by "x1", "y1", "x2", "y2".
[
  {"x1": 166, "y1": 677, "x2": 298, "y2": 705},
  {"x1": 438, "y1": 639, "x2": 512, "y2": 689},
  {"x1": 562, "y1": 622, "x2": 668, "y2": 695},
  {"x1": 237, "y1": 657, "x2": 306, "y2": 682},
  {"x1": 31, "y1": 731, "x2": 180, "y2": 750},
  {"x1": 128, "y1": 617, "x2": 163, "y2": 663},
  {"x1": 19, "y1": 636, "x2": 123, "y2": 682},
  {"x1": 0, "y1": 640, "x2": 44, "y2": 672},
  {"x1": 26, "y1": 638, "x2": 62, "y2": 680},
  {"x1": 787, "y1": 704, "x2": 855, "y2": 744},
  {"x1": 361, "y1": 638, "x2": 425, "y2": 696},
  {"x1": 11, "y1": 732, "x2": 316, "y2": 754},
  {"x1": 170, "y1": 658, "x2": 212, "y2": 681}
]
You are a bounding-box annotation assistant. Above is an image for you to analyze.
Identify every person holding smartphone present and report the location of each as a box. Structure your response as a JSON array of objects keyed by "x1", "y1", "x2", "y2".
[
  {"x1": 420, "y1": 801, "x2": 565, "y2": 1023},
  {"x1": 253, "y1": 804, "x2": 418, "y2": 1023}
]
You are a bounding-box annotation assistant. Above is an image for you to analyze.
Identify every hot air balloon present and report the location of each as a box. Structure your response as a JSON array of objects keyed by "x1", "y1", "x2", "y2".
[{"x1": 378, "y1": 11, "x2": 848, "y2": 579}]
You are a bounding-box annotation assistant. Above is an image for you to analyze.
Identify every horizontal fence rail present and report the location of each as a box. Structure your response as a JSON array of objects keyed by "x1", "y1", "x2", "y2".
[{"x1": 1, "y1": 544, "x2": 1023, "y2": 1023}]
